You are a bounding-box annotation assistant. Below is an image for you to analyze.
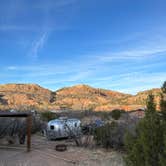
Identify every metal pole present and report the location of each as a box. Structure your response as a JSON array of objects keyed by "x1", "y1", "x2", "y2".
[{"x1": 27, "y1": 114, "x2": 32, "y2": 152}]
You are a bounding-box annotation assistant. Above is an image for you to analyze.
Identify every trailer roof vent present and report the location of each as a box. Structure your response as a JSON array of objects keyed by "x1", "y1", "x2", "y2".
[{"x1": 59, "y1": 116, "x2": 68, "y2": 120}]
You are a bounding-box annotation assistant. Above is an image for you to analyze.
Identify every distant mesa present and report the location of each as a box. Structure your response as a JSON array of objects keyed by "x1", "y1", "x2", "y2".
[{"x1": 0, "y1": 83, "x2": 161, "y2": 112}]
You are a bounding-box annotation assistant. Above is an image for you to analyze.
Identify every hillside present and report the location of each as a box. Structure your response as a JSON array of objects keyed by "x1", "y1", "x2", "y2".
[
  {"x1": 0, "y1": 84, "x2": 52, "y2": 111},
  {"x1": 0, "y1": 83, "x2": 162, "y2": 111}
]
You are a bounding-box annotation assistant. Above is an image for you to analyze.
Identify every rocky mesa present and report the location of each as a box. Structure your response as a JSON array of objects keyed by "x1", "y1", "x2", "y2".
[{"x1": 0, "y1": 83, "x2": 161, "y2": 111}]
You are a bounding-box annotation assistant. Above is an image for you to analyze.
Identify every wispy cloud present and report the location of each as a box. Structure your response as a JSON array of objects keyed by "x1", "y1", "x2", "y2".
[
  {"x1": 34, "y1": 0, "x2": 78, "y2": 10},
  {"x1": 0, "y1": 0, "x2": 78, "y2": 32},
  {"x1": 6, "y1": 66, "x2": 18, "y2": 70},
  {"x1": 1, "y1": 31, "x2": 166, "y2": 93},
  {"x1": 98, "y1": 48, "x2": 166, "y2": 62},
  {"x1": 89, "y1": 72, "x2": 166, "y2": 94},
  {"x1": 116, "y1": 72, "x2": 166, "y2": 94},
  {"x1": 2, "y1": 55, "x2": 166, "y2": 93},
  {"x1": 28, "y1": 32, "x2": 48, "y2": 59},
  {"x1": 41, "y1": 71, "x2": 91, "y2": 85},
  {"x1": 0, "y1": 24, "x2": 68, "y2": 32},
  {"x1": 0, "y1": 25, "x2": 29, "y2": 31}
]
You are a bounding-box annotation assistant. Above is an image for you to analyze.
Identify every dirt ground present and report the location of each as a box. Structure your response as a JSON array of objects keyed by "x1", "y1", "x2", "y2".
[{"x1": 0, "y1": 134, "x2": 124, "y2": 166}]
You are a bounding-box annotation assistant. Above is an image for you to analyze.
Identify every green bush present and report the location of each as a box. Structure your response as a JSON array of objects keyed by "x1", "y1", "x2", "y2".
[
  {"x1": 40, "y1": 111, "x2": 57, "y2": 122},
  {"x1": 111, "y1": 109, "x2": 124, "y2": 120}
]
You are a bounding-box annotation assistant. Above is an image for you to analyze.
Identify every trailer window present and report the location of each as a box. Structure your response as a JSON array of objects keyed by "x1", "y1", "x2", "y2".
[
  {"x1": 50, "y1": 125, "x2": 54, "y2": 130},
  {"x1": 75, "y1": 123, "x2": 77, "y2": 127}
]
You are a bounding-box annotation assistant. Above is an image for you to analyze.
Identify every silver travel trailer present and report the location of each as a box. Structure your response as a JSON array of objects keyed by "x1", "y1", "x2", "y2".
[{"x1": 46, "y1": 117, "x2": 81, "y2": 140}]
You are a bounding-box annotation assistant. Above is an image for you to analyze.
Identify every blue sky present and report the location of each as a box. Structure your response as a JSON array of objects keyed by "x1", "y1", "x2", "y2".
[{"x1": 0, "y1": 0, "x2": 166, "y2": 94}]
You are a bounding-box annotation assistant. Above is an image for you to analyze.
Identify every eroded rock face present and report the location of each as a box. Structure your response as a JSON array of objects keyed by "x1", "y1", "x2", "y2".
[
  {"x1": 0, "y1": 84, "x2": 52, "y2": 110},
  {"x1": 54, "y1": 85, "x2": 161, "y2": 111},
  {"x1": 0, "y1": 83, "x2": 161, "y2": 111}
]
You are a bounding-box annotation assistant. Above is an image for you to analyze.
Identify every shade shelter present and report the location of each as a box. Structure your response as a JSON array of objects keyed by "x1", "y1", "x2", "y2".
[{"x1": 0, "y1": 112, "x2": 32, "y2": 152}]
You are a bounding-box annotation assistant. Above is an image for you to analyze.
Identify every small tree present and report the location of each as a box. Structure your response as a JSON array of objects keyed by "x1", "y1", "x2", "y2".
[
  {"x1": 160, "y1": 81, "x2": 166, "y2": 118},
  {"x1": 160, "y1": 81, "x2": 166, "y2": 165},
  {"x1": 160, "y1": 134, "x2": 166, "y2": 166},
  {"x1": 161, "y1": 81, "x2": 166, "y2": 93},
  {"x1": 111, "y1": 109, "x2": 123, "y2": 120},
  {"x1": 125, "y1": 94, "x2": 164, "y2": 166}
]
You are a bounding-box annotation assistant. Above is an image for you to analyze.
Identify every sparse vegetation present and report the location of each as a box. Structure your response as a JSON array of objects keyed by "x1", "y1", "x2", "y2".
[
  {"x1": 111, "y1": 109, "x2": 125, "y2": 120},
  {"x1": 160, "y1": 81, "x2": 166, "y2": 166},
  {"x1": 94, "y1": 121, "x2": 127, "y2": 150},
  {"x1": 0, "y1": 83, "x2": 162, "y2": 112},
  {"x1": 94, "y1": 122, "x2": 116, "y2": 149},
  {"x1": 40, "y1": 111, "x2": 57, "y2": 122},
  {"x1": 124, "y1": 81, "x2": 166, "y2": 166}
]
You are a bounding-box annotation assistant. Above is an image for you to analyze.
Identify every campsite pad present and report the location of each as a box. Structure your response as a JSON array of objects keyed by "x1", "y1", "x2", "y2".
[{"x1": 0, "y1": 134, "x2": 124, "y2": 166}]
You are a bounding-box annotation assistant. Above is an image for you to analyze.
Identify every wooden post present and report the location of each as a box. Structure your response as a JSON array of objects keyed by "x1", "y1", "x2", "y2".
[{"x1": 27, "y1": 114, "x2": 32, "y2": 152}]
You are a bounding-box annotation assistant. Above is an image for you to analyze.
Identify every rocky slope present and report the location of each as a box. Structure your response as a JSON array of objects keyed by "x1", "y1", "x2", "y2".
[
  {"x1": 0, "y1": 84, "x2": 52, "y2": 111},
  {"x1": 0, "y1": 84, "x2": 162, "y2": 111}
]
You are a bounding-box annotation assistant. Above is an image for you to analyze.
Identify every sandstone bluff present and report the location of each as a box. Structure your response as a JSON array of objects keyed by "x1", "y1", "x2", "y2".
[{"x1": 0, "y1": 84, "x2": 161, "y2": 112}]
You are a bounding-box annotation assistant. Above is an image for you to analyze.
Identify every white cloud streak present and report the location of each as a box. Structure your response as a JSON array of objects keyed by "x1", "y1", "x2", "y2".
[
  {"x1": 34, "y1": 0, "x2": 78, "y2": 9},
  {"x1": 29, "y1": 32, "x2": 48, "y2": 59},
  {"x1": 90, "y1": 72, "x2": 166, "y2": 94},
  {"x1": 2, "y1": 32, "x2": 166, "y2": 93},
  {"x1": 98, "y1": 48, "x2": 166, "y2": 62},
  {"x1": 0, "y1": 0, "x2": 78, "y2": 32}
]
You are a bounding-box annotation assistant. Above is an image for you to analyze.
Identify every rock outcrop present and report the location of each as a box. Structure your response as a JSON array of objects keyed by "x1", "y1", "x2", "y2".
[{"x1": 0, "y1": 84, "x2": 161, "y2": 111}]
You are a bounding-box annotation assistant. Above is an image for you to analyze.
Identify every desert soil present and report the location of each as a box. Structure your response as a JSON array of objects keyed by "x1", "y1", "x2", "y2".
[{"x1": 0, "y1": 135, "x2": 124, "y2": 166}]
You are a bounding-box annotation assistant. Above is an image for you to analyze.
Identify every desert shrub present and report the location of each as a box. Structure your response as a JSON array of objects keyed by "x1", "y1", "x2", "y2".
[
  {"x1": 84, "y1": 110, "x2": 94, "y2": 116},
  {"x1": 94, "y1": 121, "x2": 125, "y2": 149},
  {"x1": 93, "y1": 113, "x2": 139, "y2": 150},
  {"x1": 97, "y1": 111, "x2": 111, "y2": 120},
  {"x1": 40, "y1": 111, "x2": 57, "y2": 122},
  {"x1": 31, "y1": 116, "x2": 43, "y2": 133},
  {"x1": 94, "y1": 122, "x2": 113, "y2": 149},
  {"x1": 58, "y1": 110, "x2": 112, "y2": 121},
  {"x1": 111, "y1": 109, "x2": 125, "y2": 120}
]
